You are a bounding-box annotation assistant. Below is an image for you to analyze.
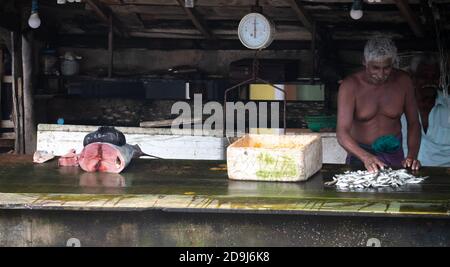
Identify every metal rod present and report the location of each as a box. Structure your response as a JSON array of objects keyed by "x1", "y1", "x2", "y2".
[
  {"x1": 223, "y1": 77, "x2": 255, "y2": 137},
  {"x1": 311, "y1": 21, "x2": 316, "y2": 84},
  {"x1": 108, "y1": 14, "x2": 113, "y2": 78},
  {"x1": 223, "y1": 77, "x2": 287, "y2": 137}
]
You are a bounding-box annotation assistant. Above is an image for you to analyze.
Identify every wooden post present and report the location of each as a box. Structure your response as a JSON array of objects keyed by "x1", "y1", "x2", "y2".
[
  {"x1": 11, "y1": 31, "x2": 24, "y2": 154},
  {"x1": 17, "y1": 77, "x2": 24, "y2": 152},
  {"x1": 0, "y1": 47, "x2": 3, "y2": 123},
  {"x1": 22, "y1": 32, "x2": 36, "y2": 155},
  {"x1": 108, "y1": 14, "x2": 113, "y2": 78}
]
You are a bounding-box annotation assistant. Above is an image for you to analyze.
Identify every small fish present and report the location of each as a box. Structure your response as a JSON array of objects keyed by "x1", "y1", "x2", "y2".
[
  {"x1": 326, "y1": 168, "x2": 427, "y2": 189},
  {"x1": 33, "y1": 151, "x2": 55, "y2": 164},
  {"x1": 324, "y1": 179, "x2": 338, "y2": 186}
]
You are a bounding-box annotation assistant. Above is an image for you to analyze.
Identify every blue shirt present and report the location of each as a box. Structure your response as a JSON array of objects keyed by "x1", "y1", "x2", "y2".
[{"x1": 402, "y1": 91, "x2": 450, "y2": 167}]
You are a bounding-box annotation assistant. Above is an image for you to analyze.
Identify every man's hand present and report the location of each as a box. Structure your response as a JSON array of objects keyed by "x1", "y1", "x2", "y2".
[
  {"x1": 402, "y1": 157, "x2": 421, "y2": 170},
  {"x1": 362, "y1": 155, "x2": 386, "y2": 173}
]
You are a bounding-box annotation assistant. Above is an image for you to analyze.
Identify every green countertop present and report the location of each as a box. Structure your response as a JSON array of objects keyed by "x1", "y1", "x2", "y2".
[{"x1": 0, "y1": 155, "x2": 449, "y2": 217}]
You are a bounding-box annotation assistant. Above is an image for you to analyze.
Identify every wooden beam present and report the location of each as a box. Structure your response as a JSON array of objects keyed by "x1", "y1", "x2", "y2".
[
  {"x1": 103, "y1": 0, "x2": 431, "y2": 6},
  {"x1": 0, "y1": 120, "x2": 14, "y2": 128},
  {"x1": 85, "y1": 0, "x2": 109, "y2": 23},
  {"x1": 175, "y1": 0, "x2": 214, "y2": 40},
  {"x1": 140, "y1": 117, "x2": 203, "y2": 128},
  {"x1": 2, "y1": 75, "x2": 13, "y2": 83},
  {"x1": 57, "y1": 34, "x2": 318, "y2": 50},
  {"x1": 0, "y1": 132, "x2": 15, "y2": 139},
  {"x1": 287, "y1": 0, "x2": 314, "y2": 33},
  {"x1": 56, "y1": 34, "x2": 449, "y2": 51},
  {"x1": 85, "y1": 0, "x2": 129, "y2": 38},
  {"x1": 0, "y1": 138, "x2": 15, "y2": 148},
  {"x1": 393, "y1": 0, "x2": 425, "y2": 37}
]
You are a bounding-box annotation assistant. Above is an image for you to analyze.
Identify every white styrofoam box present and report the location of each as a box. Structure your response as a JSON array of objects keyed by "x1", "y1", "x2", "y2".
[{"x1": 227, "y1": 134, "x2": 322, "y2": 182}]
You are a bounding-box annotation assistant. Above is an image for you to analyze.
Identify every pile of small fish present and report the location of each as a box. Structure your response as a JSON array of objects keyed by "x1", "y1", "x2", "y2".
[{"x1": 325, "y1": 168, "x2": 428, "y2": 189}]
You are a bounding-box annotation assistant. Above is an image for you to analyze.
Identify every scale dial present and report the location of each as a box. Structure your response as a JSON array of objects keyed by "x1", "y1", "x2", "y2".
[{"x1": 238, "y1": 13, "x2": 275, "y2": 50}]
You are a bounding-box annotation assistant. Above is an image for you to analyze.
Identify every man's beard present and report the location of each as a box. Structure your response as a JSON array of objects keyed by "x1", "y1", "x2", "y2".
[{"x1": 370, "y1": 75, "x2": 388, "y2": 84}]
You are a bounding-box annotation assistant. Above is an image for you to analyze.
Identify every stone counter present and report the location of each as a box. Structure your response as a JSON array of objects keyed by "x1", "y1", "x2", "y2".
[{"x1": 1, "y1": 155, "x2": 450, "y2": 246}]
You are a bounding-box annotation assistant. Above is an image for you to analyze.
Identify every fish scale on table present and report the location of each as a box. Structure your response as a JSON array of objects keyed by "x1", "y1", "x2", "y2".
[{"x1": 324, "y1": 168, "x2": 428, "y2": 189}]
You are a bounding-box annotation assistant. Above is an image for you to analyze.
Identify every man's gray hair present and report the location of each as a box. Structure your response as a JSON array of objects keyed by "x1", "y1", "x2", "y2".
[{"x1": 364, "y1": 37, "x2": 398, "y2": 63}]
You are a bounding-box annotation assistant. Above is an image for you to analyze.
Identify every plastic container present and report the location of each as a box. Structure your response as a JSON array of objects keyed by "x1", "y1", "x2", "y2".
[
  {"x1": 60, "y1": 52, "x2": 81, "y2": 76},
  {"x1": 305, "y1": 115, "x2": 337, "y2": 132},
  {"x1": 61, "y1": 59, "x2": 79, "y2": 76}
]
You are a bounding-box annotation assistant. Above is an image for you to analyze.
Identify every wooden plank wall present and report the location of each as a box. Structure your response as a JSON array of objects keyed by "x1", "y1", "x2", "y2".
[{"x1": 0, "y1": 46, "x2": 15, "y2": 150}]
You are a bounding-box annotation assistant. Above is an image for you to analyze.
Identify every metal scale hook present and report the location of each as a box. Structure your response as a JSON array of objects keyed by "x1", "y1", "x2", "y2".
[{"x1": 223, "y1": 50, "x2": 287, "y2": 137}]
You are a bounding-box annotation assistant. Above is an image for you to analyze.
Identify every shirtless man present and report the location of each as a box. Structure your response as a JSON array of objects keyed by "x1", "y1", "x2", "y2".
[{"x1": 337, "y1": 37, "x2": 421, "y2": 173}]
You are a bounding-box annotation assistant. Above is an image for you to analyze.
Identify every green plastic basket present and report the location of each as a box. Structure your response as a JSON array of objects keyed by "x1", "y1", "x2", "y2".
[{"x1": 305, "y1": 115, "x2": 337, "y2": 132}]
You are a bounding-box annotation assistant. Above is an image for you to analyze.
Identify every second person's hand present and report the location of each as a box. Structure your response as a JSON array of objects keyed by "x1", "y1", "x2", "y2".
[{"x1": 402, "y1": 157, "x2": 421, "y2": 170}]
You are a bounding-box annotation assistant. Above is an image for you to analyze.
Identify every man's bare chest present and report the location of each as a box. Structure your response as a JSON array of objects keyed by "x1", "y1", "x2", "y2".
[{"x1": 354, "y1": 88, "x2": 405, "y2": 120}]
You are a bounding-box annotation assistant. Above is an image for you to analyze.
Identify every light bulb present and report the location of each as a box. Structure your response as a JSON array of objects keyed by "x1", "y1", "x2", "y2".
[
  {"x1": 350, "y1": 0, "x2": 363, "y2": 20},
  {"x1": 28, "y1": 12, "x2": 41, "y2": 29},
  {"x1": 350, "y1": 9, "x2": 363, "y2": 20}
]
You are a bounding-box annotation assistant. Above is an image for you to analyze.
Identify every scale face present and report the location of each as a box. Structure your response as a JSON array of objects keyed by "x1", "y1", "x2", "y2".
[{"x1": 238, "y1": 13, "x2": 275, "y2": 50}]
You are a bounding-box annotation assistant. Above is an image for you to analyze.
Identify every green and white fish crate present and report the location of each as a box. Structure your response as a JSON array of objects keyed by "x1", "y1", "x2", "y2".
[{"x1": 226, "y1": 134, "x2": 323, "y2": 182}]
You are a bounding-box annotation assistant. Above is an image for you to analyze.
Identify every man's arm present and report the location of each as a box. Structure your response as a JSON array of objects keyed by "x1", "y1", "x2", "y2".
[
  {"x1": 403, "y1": 76, "x2": 421, "y2": 170},
  {"x1": 336, "y1": 79, "x2": 386, "y2": 172}
]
